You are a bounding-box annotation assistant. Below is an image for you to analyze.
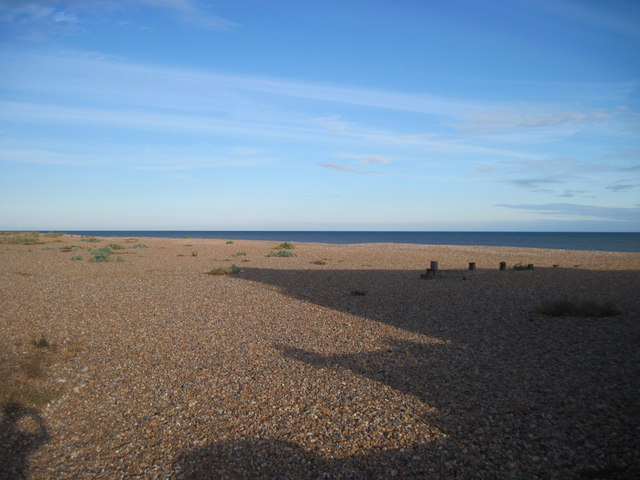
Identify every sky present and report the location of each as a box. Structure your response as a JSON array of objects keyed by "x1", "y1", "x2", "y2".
[{"x1": 0, "y1": 0, "x2": 639, "y2": 231}]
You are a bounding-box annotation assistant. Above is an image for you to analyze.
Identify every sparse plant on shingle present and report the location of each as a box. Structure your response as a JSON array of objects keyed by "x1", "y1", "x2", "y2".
[
  {"x1": 206, "y1": 264, "x2": 242, "y2": 275},
  {"x1": 267, "y1": 250, "x2": 296, "y2": 257},
  {"x1": 89, "y1": 247, "x2": 111, "y2": 262},
  {"x1": 0, "y1": 233, "x2": 44, "y2": 245}
]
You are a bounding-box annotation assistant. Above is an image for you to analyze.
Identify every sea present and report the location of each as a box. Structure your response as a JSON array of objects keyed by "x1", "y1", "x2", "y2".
[{"x1": 60, "y1": 231, "x2": 640, "y2": 253}]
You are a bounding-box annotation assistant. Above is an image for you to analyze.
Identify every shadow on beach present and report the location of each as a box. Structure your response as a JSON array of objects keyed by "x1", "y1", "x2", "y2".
[
  {"x1": 0, "y1": 402, "x2": 49, "y2": 480},
  {"x1": 176, "y1": 266, "x2": 640, "y2": 478}
]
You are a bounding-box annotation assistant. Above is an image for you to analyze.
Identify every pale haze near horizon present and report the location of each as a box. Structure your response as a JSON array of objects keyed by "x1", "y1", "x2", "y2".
[{"x1": 0, "y1": 0, "x2": 639, "y2": 232}]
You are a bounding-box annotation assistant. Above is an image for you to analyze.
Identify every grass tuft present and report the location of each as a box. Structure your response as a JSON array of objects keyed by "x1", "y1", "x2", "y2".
[
  {"x1": 89, "y1": 247, "x2": 111, "y2": 262},
  {"x1": 106, "y1": 243, "x2": 125, "y2": 250},
  {"x1": 232, "y1": 251, "x2": 247, "y2": 257},
  {"x1": 80, "y1": 236, "x2": 99, "y2": 242},
  {"x1": 132, "y1": 243, "x2": 149, "y2": 248},
  {"x1": 267, "y1": 250, "x2": 296, "y2": 257},
  {"x1": 0, "y1": 232, "x2": 44, "y2": 245},
  {"x1": 206, "y1": 264, "x2": 241, "y2": 275},
  {"x1": 276, "y1": 242, "x2": 294, "y2": 249},
  {"x1": 226, "y1": 240, "x2": 234, "y2": 244},
  {"x1": 312, "y1": 260, "x2": 327, "y2": 265},
  {"x1": 536, "y1": 299, "x2": 622, "y2": 317}
]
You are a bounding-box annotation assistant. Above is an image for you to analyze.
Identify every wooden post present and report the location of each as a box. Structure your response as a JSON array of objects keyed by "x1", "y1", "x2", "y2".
[
  {"x1": 468, "y1": 262, "x2": 476, "y2": 271},
  {"x1": 430, "y1": 261, "x2": 439, "y2": 272},
  {"x1": 527, "y1": 264, "x2": 534, "y2": 270},
  {"x1": 499, "y1": 262, "x2": 506, "y2": 271}
]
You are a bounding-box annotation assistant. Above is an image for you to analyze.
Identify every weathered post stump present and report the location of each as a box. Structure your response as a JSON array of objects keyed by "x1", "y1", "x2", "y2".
[
  {"x1": 420, "y1": 261, "x2": 439, "y2": 279},
  {"x1": 499, "y1": 262, "x2": 506, "y2": 271},
  {"x1": 527, "y1": 264, "x2": 534, "y2": 270},
  {"x1": 468, "y1": 262, "x2": 476, "y2": 271}
]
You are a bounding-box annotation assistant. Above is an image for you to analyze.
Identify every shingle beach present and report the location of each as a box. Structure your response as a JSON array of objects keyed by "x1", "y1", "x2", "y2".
[{"x1": 1, "y1": 234, "x2": 639, "y2": 479}]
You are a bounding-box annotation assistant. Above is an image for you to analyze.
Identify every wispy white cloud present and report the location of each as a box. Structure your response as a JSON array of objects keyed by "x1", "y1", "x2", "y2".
[
  {"x1": 134, "y1": 0, "x2": 237, "y2": 30},
  {"x1": 458, "y1": 109, "x2": 613, "y2": 133},
  {"x1": 318, "y1": 162, "x2": 387, "y2": 176},
  {"x1": 0, "y1": 0, "x2": 237, "y2": 35},
  {"x1": 606, "y1": 178, "x2": 640, "y2": 192},
  {"x1": 557, "y1": 189, "x2": 588, "y2": 198},
  {"x1": 334, "y1": 153, "x2": 392, "y2": 165},
  {"x1": 497, "y1": 202, "x2": 640, "y2": 221}
]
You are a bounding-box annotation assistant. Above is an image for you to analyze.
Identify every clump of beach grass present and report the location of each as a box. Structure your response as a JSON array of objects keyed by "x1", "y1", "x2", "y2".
[
  {"x1": 106, "y1": 243, "x2": 125, "y2": 250},
  {"x1": 0, "y1": 232, "x2": 44, "y2": 245},
  {"x1": 132, "y1": 244, "x2": 149, "y2": 248},
  {"x1": 312, "y1": 260, "x2": 327, "y2": 265},
  {"x1": 80, "y1": 236, "x2": 99, "y2": 243},
  {"x1": 267, "y1": 250, "x2": 296, "y2": 257},
  {"x1": 276, "y1": 242, "x2": 294, "y2": 250},
  {"x1": 536, "y1": 298, "x2": 622, "y2": 317},
  {"x1": 206, "y1": 264, "x2": 241, "y2": 275},
  {"x1": 232, "y1": 251, "x2": 247, "y2": 257},
  {"x1": 89, "y1": 247, "x2": 111, "y2": 262}
]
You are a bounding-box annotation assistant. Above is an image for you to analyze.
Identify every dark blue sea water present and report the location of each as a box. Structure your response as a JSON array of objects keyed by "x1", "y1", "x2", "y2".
[{"x1": 60, "y1": 231, "x2": 640, "y2": 253}]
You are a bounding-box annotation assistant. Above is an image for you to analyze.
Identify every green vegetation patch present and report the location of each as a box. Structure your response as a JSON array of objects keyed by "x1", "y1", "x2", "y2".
[
  {"x1": 89, "y1": 247, "x2": 111, "y2": 262},
  {"x1": 80, "y1": 236, "x2": 99, "y2": 243},
  {"x1": 276, "y1": 242, "x2": 294, "y2": 249},
  {"x1": 232, "y1": 251, "x2": 247, "y2": 257},
  {"x1": 106, "y1": 243, "x2": 125, "y2": 250},
  {"x1": 536, "y1": 299, "x2": 621, "y2": 317},
  {"x1": 0, "y1": 232, "x2": 44, "y2": 245},
  {"x1": 206, "y1": 264, "x2": 242, "y2": 275},
  {"x1": 267, "y1": 250, "x2": 296, "y2": 257},
  {"x1": 132, "y1": 243, "x2": 150, "y2": 248}
]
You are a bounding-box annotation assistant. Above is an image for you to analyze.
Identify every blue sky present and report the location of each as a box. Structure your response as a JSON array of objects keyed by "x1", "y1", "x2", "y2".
[{"x1": 1, "y1": 0, "x2": 639, "y2": 231}]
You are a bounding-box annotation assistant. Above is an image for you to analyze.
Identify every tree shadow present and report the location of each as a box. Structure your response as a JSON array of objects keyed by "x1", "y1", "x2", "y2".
[
  {"x1": 176, "y1": 267, "x2": 640, "y2": 478},
  {"x1": 0, "y1": 402, "x2": 49, "y2": 480}
]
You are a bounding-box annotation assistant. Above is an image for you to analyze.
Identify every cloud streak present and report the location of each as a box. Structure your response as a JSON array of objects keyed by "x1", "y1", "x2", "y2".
[
  {"x1": 0, "y1": 0, "x2": 237, "y2": 33},
  {"x1": 318, "y1": 162, "x2": 387, "y2": 176},
  {"x1": 497, "y1": 202, "x2": 640, "y2": 222}
]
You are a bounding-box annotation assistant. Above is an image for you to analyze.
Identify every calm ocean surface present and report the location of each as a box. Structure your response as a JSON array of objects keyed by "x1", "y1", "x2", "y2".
[{"x1": 62, "y1": 231, "x2": 640, "y2": 253}]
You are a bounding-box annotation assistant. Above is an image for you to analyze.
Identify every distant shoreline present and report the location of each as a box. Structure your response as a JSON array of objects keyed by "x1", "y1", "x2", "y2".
[{"x1": 40, "y1": 230, "x2": 640, "y2": 253}]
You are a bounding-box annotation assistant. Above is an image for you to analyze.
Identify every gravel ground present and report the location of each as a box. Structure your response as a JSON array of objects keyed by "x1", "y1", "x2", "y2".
[{"x1": 1, "y1": 235, "x2": 639, "y2": 479}]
